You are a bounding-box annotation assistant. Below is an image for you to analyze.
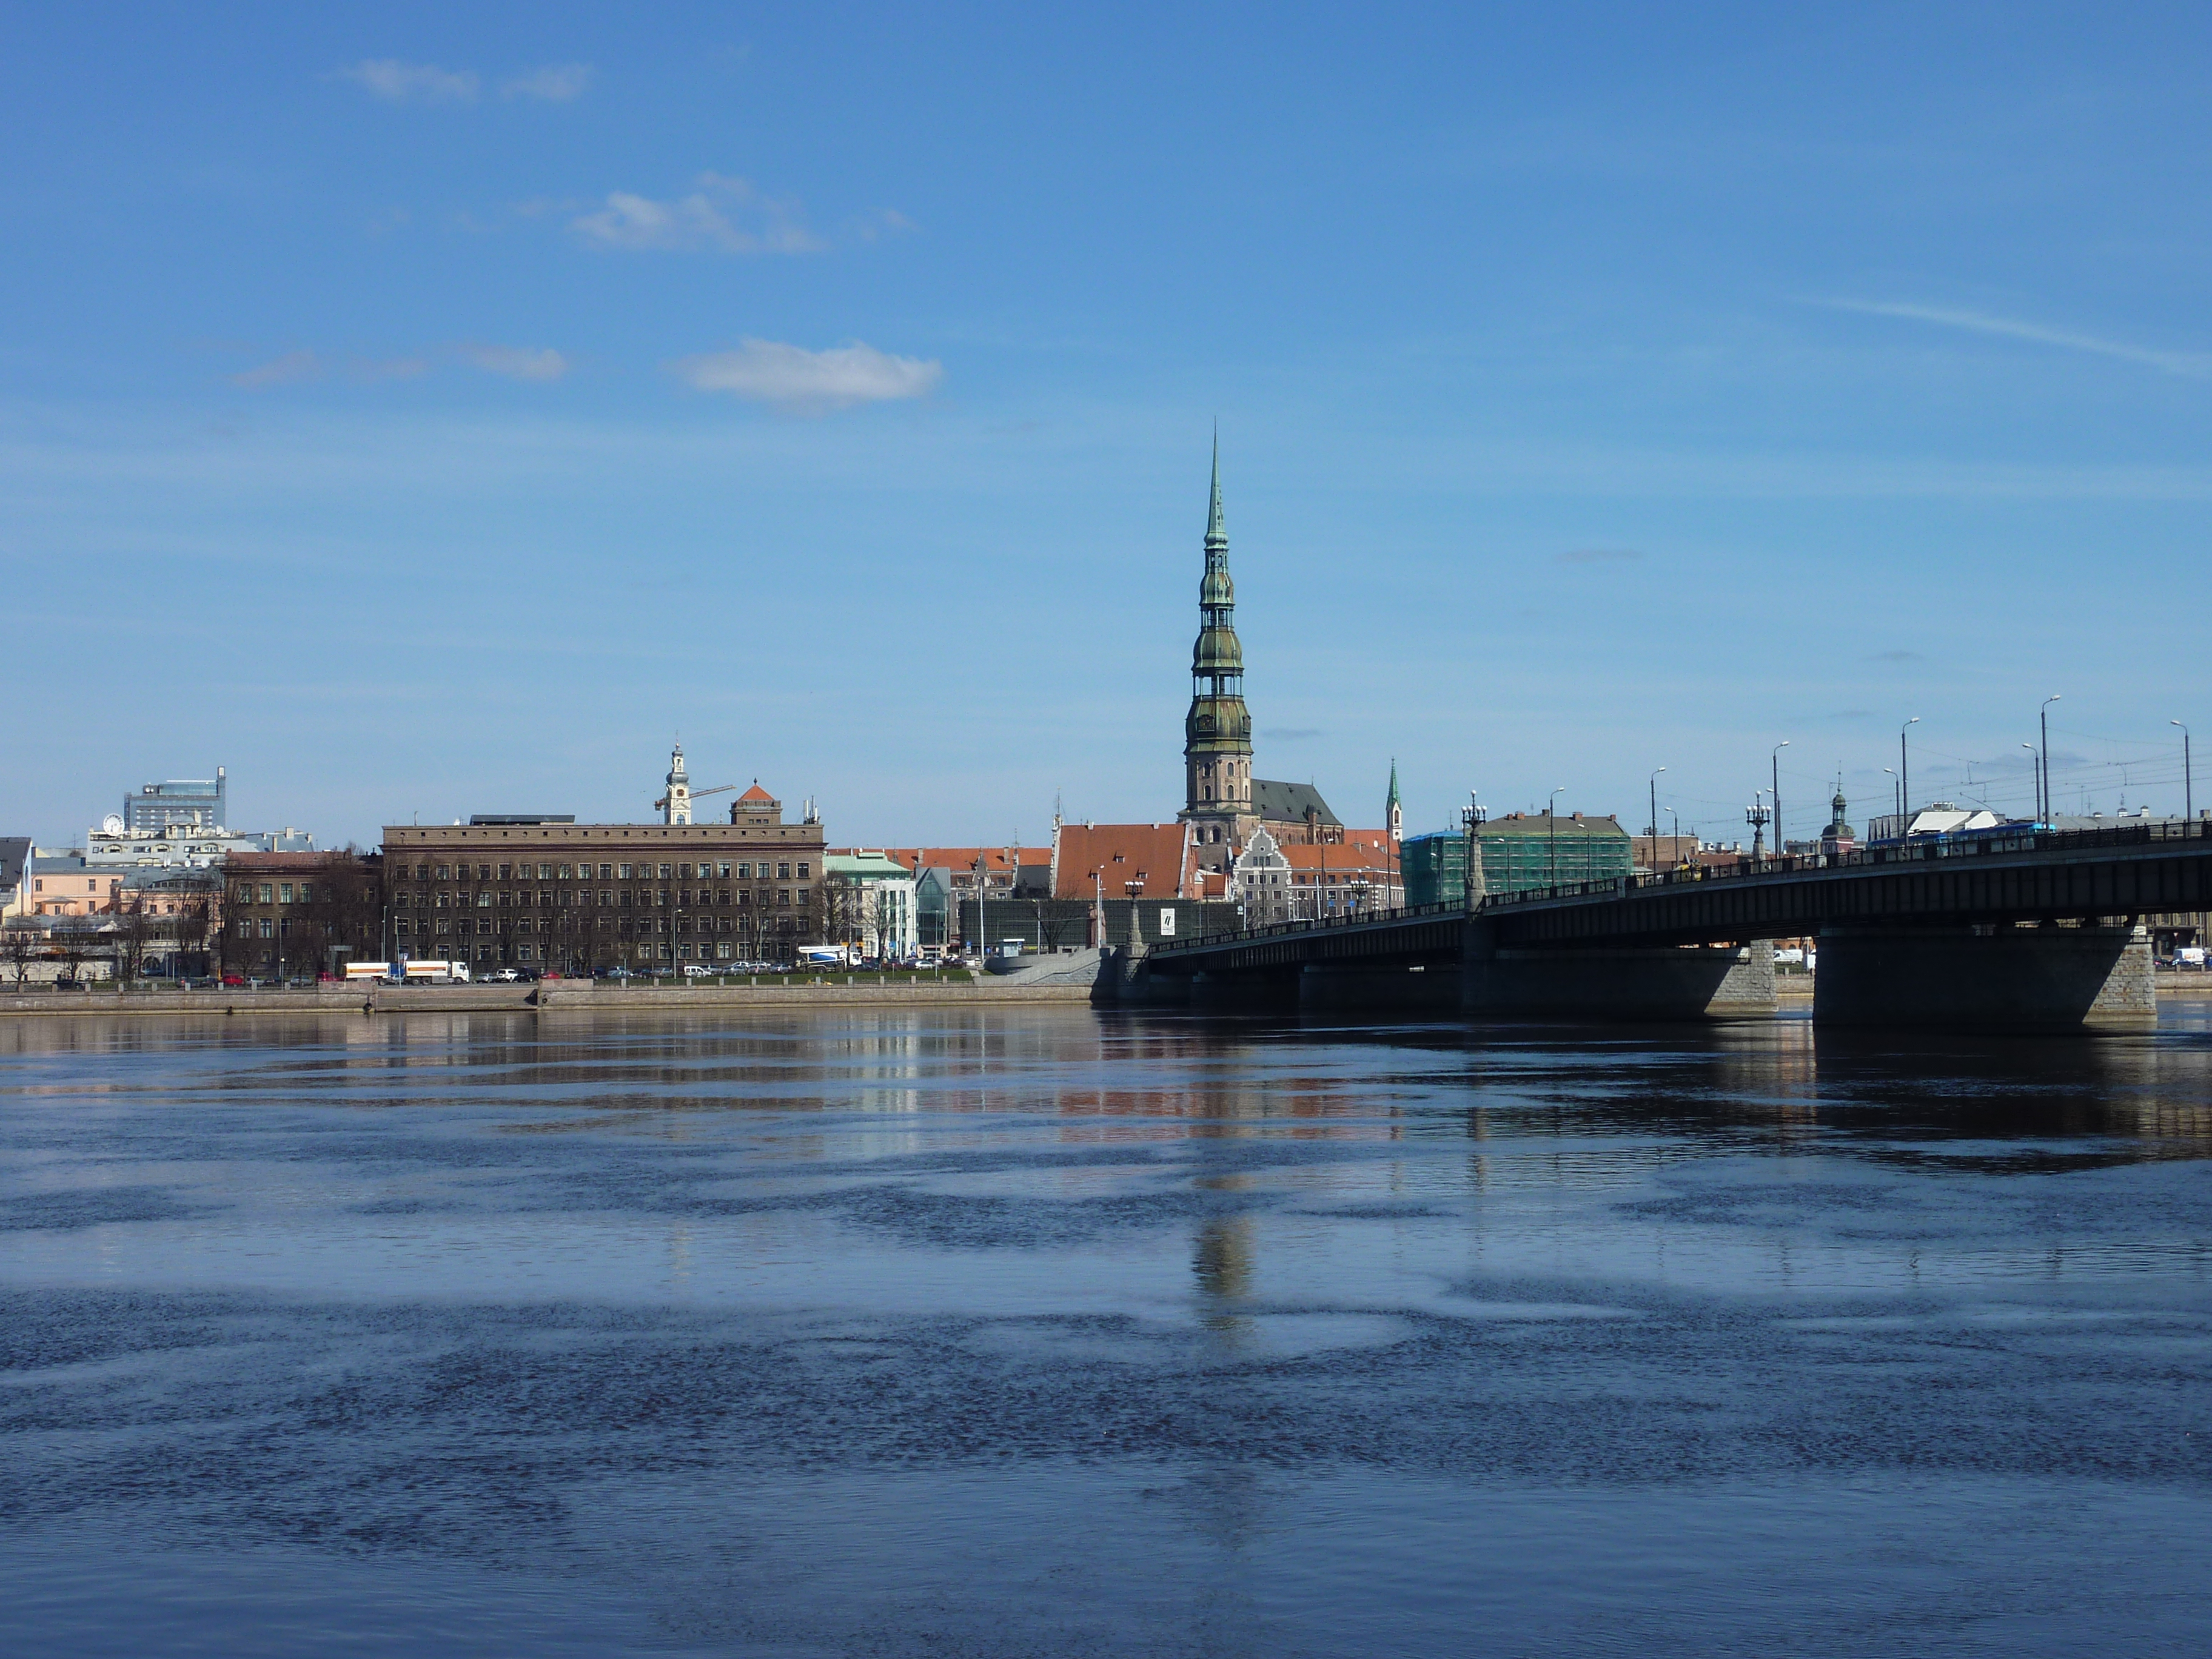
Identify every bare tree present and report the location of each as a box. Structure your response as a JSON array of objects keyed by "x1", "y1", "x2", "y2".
[
  {"x1": 115, "y1": 896, "x2": 152, "y2": 982},
  {"x1": 3, "y1": 923, "x2": 41, "y2": 990},
  {"x1": 175, "y1": 896, "x2": 212, "y2": 976}
]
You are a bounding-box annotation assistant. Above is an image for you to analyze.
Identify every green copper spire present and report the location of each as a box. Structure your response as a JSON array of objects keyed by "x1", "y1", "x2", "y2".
[
  {"x1": 1205, "y1": 427, "x2": 1225, "y2": 549},
  {"x1": 1387, "y1": 759, "x2": 1400, "y2": 810}
]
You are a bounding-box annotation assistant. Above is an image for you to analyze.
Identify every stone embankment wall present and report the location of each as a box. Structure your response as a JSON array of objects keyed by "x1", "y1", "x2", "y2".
[{"x1": 0, "y1": 980, "x2": 1096, "y2": 1019}]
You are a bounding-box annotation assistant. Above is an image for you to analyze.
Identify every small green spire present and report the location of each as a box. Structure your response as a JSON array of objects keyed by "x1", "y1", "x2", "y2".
[
  {"x1": 1205, "y1": 425, "x2": 1225, "y2": 548},
  {"x1": 1387, "y1": 758, "x2": 1400, "y2": 809}
]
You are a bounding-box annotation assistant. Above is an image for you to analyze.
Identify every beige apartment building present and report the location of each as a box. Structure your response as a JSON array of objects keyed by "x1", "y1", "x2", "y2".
[{"x1": 380, "y1": 793, "x2": 826, "y2": 972}]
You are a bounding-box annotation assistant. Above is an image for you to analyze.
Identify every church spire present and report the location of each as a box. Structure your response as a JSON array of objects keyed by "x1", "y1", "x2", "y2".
[
  {"x1": 1182, "y1": 436, "x2": 1252, "y2": 849},
  {"x1": 1206, "y1": 426, "x2": 1225, "y2": 549}
]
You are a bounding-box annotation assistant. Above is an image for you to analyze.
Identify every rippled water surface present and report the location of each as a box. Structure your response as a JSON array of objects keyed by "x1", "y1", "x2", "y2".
[{"x1": 3, "y1": 1005, "x2": 2210, "y2": 1656}]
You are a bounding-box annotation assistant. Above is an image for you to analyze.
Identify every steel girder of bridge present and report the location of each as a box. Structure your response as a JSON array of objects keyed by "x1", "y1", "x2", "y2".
[{"x1": 1488, "y1": 825, "x2": 2212, "y2": 948}]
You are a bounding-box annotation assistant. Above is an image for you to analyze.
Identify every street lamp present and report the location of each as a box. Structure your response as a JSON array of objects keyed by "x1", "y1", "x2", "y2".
[
  {"x1": 1899, "y1": 718, "x2": 1919, "y2": 830},
  {"x1": 2040, "y1": 695, "x2": 2062, "y2": 823},
  {"x1": 2020, "y1": 744, "x2": 2040, "y2": 827},
  {"x1": 2174, "y1": 720, "x2": 2193, "y2": 823},
  {"x1": 1882, "y1": 767, "x2": 1897, "y2": 828},
  {"x1": 1771, "y1": 742, "x2": 1789, "y2": 863},
  {"x1": 1547, "y1": 786, "x2": 1567, "y2": 888},
  {"x1": 1647, "y1": 768, "x2": 1666, "y2": 868}
]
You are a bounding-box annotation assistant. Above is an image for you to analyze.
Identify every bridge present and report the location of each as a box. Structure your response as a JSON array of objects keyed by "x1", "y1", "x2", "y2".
[{"x1": 1128, "y1": 817, "x2": 2212, "y2": 1027}]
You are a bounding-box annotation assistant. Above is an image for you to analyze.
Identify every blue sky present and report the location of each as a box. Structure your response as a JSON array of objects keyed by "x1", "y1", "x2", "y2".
[{"x1": 8, "y1": 4, "x2": 2212, "y2": 851}]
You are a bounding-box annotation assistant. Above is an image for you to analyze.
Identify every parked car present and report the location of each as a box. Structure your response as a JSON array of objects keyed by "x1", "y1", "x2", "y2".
[
  {"x1": 680, "y1": 964, "x2": 716, "y2": 978},
  {"x1": 595, "y1": 965, "x2": 635, "y2": 979},
  {"x1": 484, "y1": 968, "x2": 522, "y2": 983},
  {"x1": 221, "y1": 974, "x2": 246, "y2": 988}
]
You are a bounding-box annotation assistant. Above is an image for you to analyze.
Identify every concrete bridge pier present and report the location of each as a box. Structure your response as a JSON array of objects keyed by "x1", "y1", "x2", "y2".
[
  {"x1": 1295, "y1": 960, "x2": 1460, "y2": 1014},
  {"x1": 1461, "y1": 920, "x2": 1777, "y2": 1021},
  {"x1": 1812, "y1": 921, "x2": 2154, "y2": 1030}
]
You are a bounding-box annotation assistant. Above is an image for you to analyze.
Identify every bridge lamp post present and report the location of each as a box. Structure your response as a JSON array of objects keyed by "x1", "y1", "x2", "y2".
[
  {"x1": 1882, "y1": 768, "x2": 1897, "y2": 829},
  {"x1": 1647, "y1": 768, "x2": 1666, "y2": 868},
  {"x1": 2040, "y1": 695, "x2": 2062, "y2": 823},
  {"x1": 2021, "y1": 745, "x2": 2040, "y2": 828},
  {"x1": 2174, "y1": 721, "x2": 2193, "y2": 823},
  {"x1": 1771, "y1": 742, "x2": 1789, "y2": 863},
  {"x1": 1899, "y1": 718, "x2": 1920, "y2": 833},
  {"x1": 1547, "y1": 786, "x2": 1567, "y2": 889}
]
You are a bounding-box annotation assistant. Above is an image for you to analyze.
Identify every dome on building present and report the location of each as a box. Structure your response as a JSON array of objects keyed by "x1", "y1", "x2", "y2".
[{"x1": 1192, "y1": 624, "x2": 1243, "y2": 675}]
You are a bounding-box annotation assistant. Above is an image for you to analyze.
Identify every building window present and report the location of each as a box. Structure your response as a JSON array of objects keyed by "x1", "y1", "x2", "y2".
[
  {"x1": 395, "y1": 919, "x2": 410, "y2": 937},
  {"x1": 777, "y1": 863, "x2": 790, "y2": 880},
  {"x1": 435, "y1": 866, "x2": 449, "y2": 882},
  {"x1": 658, "y1": 864, "x2": 672, "y2": 880},
  {"x1": 797, "y1": 863, "x2": 809, "y2": 879},
  {"x1": 498, "y1": 865, "x2": 512, "y2": 881},
  {"x1": 260, "y1": 884, "x2": 274, "y2": 903},
  {"x1": 779, "y1": 890, "x2": 791, "y2": 908},
  {"x1": 737, "y1": 863, "x2": 750, "y2": 879},
  {"x1": 618, "y1": 864, "x2": 632, "y2": 880},
  {"x1": 258, "y1": 917, "x2": 273, "y2": 939}
]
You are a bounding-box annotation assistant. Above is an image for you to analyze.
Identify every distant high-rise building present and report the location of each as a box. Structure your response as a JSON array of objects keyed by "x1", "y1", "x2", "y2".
[{"x1": 125, "y1": 768, "x2": 226, "y2": 836}]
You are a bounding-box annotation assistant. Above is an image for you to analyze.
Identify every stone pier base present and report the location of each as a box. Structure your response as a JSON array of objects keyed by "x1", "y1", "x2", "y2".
[
  {"x1": 1462, "y1": 925, "x2": 1776, "y2": 1021},
  {"x1": 1813, "y1": 923, "x2": 2155, "y2": 1030}
]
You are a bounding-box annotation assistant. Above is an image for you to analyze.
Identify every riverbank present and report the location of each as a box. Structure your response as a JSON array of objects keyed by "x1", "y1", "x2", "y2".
[{"x1": 0, "y1": 979, "x2": 1097, "y2": 1017}]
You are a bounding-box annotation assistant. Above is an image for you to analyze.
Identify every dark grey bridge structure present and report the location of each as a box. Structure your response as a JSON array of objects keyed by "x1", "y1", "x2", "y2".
[{"x1": 1131, "y1": 819, "x2": 2212, "y2": 1027}]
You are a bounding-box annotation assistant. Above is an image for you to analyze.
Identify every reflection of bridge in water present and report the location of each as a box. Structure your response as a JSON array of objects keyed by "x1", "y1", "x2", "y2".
[{"x1": 1131, "y1": 819, "x2": 2212, "y2": 1029}]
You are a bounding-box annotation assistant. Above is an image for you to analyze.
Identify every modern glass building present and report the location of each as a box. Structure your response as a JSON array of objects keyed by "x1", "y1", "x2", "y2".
[
  {"x1": 125, "y1": 769, "x2": 226, "y2": 836},
  {"x1": 1401, "y1": 812, "x2": 1632, "y2": 905}
]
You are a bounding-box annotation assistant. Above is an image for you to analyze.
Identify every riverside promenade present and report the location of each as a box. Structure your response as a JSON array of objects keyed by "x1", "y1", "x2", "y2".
[{"x1": 0, "y1": 959, "x2": 1103, "y2": 1020}]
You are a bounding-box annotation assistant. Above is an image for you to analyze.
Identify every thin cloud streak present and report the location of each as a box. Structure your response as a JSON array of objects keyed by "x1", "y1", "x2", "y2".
[
  {"x1": 671, "y1": 340, "x2": 942, "y2": 414},
  {"x1": 571, "y1": 174, "x2": 822, "y2": 253},
  {"x1": 501, "y1": 64, "x2": 593, "y2": 101},
  {"x1": 340, "y1": 60, "x2": 480, "y2": 104},
  {"x1": 228, "y1": 349, "x2": 321, "y2": 388},
  {"x1": 460, "y1": 344, "x2": 569, "y2": 382},
  {"x1": 1825, "y1": 300, "x2": 2212, "y2": 377}
]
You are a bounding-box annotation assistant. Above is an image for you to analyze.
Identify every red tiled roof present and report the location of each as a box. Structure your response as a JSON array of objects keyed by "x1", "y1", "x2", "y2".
[
  {"x1": 736, "y1": 785, "x2": 778, "y2": 804},
  {"x1": 868, "y1": 847, "x2": 1051, "y2": 876},
  {"x1": 1051, "y1": 823, "x2": 1195, "y2": 900}
]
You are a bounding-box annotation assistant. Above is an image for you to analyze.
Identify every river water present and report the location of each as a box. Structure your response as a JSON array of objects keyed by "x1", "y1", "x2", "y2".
[{"x1": 1, "y1": 1005, "x2": 2208, "y2": 1657}]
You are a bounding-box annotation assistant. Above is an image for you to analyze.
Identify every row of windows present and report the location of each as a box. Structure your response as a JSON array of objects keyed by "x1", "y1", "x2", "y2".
[
  {"x1": 394, "y1": 916, "x2": 798, "y2": 938},
  {"x1": 396, "y1": 860, "x2": 806, "y2": 883},
  {"x1": 395, "y1": 888, "x2": 806, "y2": 910},
  {"x1": 231, "y1": 882, "x2": 318, "y2": 905}
]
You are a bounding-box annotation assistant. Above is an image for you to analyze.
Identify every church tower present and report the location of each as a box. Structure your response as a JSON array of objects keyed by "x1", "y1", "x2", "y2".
[
  {"x1": 1181, "y1": 436, "x2": 1253, "y2": 853},
  {"x1": 664, "y1": 743, "x2": 692, "y2": 825},
  {"x1": 1387, "y1": 759, "x2": 1403, "y2": 844}
]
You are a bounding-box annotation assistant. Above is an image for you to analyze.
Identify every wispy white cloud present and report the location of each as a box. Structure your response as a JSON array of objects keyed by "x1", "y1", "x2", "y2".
[
  {"x1": 340, "y1": 60, "x2": 480, "y2": 104},
  {"x1": 1824, "y1": 300, "x2": 2212, "y2": 377},
  {"x1": 229, "y1": 350, "x2": 322, "y2": 389},
  {"x1": 460, "y1": 343, "x2": 569, "y2": 383},
  {"x1": 670, "y1": 339, "x2": 942, "y2": 414},
  {"x1": 349, "y1": 356, "x2": 430, "y2": 383},
  {"x1": 571, "y1": 174, "x2": 822, "y2": 253},
  {"x1": 501, "y1": 64, "x2": 593, "y2": 102}
]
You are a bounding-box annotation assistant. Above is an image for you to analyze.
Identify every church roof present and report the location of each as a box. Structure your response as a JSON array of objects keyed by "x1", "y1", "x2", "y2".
[
  {"x1": 1252, "y1": 779, "x2": 1341, "y2": 827},
  {"x1": 736, "y1": 784, "x2": 777, "y2": 804}
]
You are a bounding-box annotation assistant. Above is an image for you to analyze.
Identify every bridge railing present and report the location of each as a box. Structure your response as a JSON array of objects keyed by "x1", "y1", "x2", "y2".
[
  {"x1": 1148, "y1": 899, "x2": 1464, "y2": 956},
  {"x1": 1153, "y1": 817, "x2": 2212, "y2": 948},
  {"x1": 1493, "y1": 814, "x2": 2212, "y2": 908}
]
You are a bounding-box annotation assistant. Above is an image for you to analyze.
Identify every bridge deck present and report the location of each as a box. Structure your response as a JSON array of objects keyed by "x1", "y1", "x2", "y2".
[{"x1": 1147, "y1": 819, "x2": 2212, "y2": 972}]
